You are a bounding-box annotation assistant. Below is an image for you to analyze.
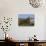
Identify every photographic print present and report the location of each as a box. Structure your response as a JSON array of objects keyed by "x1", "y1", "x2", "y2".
[{"x1": 18, "y1": 14, "x2": 35, "y2": 26}]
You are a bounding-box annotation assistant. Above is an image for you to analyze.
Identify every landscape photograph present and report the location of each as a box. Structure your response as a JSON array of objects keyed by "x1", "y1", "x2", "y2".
[{"x1": 18, "y1": 14, "x2": 34, "y2": 26}]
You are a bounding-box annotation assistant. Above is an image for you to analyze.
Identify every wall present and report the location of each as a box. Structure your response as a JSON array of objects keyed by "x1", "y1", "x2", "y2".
[{"x1": 0, "y1": 0, "x2": 46, "y2": 40}]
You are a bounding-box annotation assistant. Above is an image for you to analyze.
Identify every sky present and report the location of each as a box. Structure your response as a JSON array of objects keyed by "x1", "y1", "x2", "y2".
[{"x1": 18, "y1": 14, "x2": 34, "y2": 19}]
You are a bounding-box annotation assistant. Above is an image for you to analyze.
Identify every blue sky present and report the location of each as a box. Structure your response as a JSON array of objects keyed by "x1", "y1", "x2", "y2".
[{"x1": 18, "y1": 14, "x2": 34, "y2": 19}]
